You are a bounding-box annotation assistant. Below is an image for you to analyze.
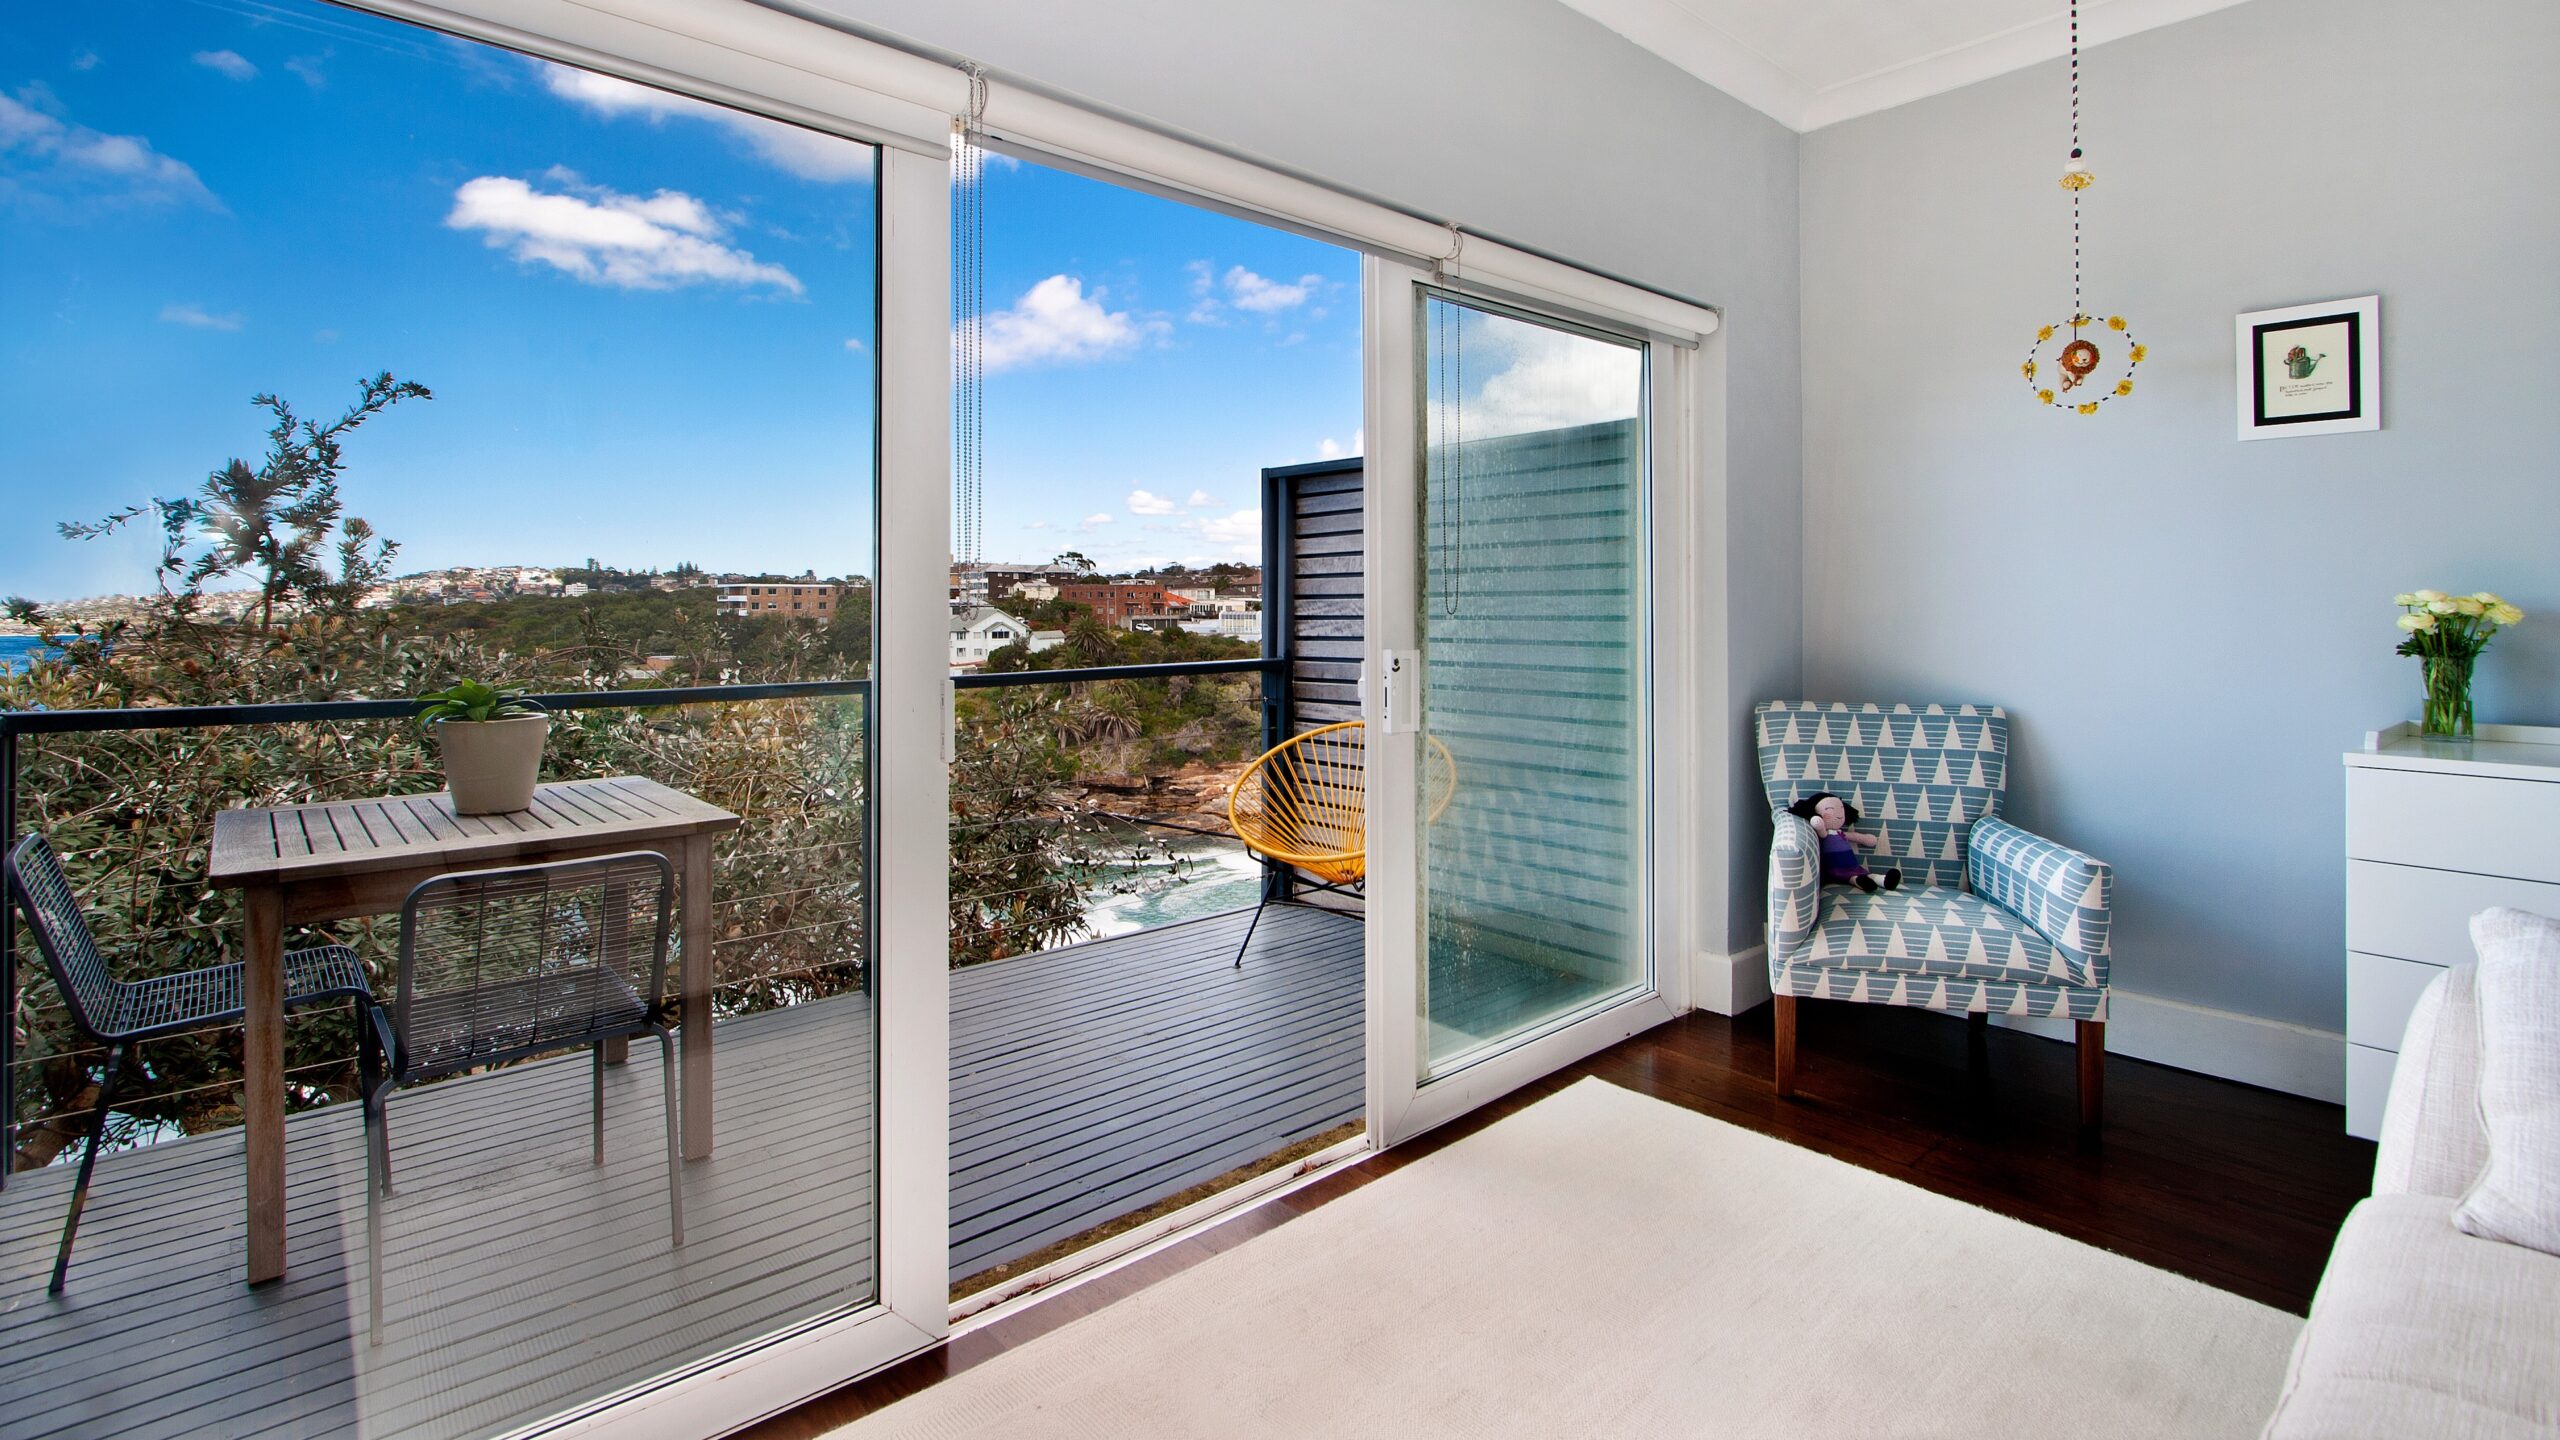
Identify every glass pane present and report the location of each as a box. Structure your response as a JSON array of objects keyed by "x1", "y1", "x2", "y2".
[
  {"x1": 0, "y1": 2, "x2": 878, "y2": 1434},
  {"x1": 1419, "y1": 296, "x2": 1648, "y2": 1074},
  {"x1": 944, "y1": 153, "x2": 1364, "y2": 1298}
]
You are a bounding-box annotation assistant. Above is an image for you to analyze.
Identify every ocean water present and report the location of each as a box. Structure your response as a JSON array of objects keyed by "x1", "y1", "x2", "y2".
[
  {"x1": 1081, "y1": 830, "x2": 1264, "y2": 940},
  {"x1": 0, "y1": 635, "x2": 57, "y2": 674}
]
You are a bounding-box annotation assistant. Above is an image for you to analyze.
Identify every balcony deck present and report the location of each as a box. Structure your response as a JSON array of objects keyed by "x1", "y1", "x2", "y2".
[{"x1": 0, "y1": 903, "x2": 1363, "y2": 1440}]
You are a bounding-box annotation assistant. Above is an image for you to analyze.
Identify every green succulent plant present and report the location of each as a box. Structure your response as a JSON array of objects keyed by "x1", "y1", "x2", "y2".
[{"x1": 415, "y1": 679, "x2": 543, "y2": 726}]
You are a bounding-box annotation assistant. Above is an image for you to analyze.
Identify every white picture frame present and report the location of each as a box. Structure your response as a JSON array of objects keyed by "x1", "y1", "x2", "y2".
[{"x1": 2237, "y1": 294, "x2": 2381, "y2": 440}]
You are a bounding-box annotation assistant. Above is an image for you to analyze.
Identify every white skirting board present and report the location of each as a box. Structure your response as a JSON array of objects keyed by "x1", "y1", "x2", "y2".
[
  {"x1": 1686, "y1": 950, "x2": 2346, "y2": 1104},
  {"x1": 1689, "y1": 946, "x2": 1769, "y2": 1017}
]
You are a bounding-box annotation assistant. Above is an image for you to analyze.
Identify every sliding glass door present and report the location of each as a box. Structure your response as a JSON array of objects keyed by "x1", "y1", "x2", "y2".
[{"x1": 1364, "y1": 266, "x2": 1677, "y2": 1143}]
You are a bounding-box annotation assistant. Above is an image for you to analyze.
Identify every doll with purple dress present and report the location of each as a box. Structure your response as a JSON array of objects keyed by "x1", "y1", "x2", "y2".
[{"x1": 1786, "y1": 791, "x2": 1901, "y2": 894}]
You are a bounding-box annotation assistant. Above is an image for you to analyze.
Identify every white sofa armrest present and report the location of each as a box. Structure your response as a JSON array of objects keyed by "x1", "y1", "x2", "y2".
[{"x1": 2372, "y1": 963, "x2": 2489, "y2": 1199}]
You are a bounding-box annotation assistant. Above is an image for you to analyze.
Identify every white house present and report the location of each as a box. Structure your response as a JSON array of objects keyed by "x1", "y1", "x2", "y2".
[{"x1": 947, "y1": 605, "x2": 1053, "y2": 669}]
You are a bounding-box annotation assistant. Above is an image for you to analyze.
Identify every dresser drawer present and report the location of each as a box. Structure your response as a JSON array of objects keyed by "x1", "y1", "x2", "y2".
[
  {"x1": 2346, "y1": 1043, "x2": 2397, "y2": 1142},
  {"x1": 2346, "y1": 859, "x2": 2560, "y2": 965},
  {"x1": 2346, "y1": 950, "x2": 2447, "y2": 1050},
  {"x1": 2345, "y1": 767, "x2": 2560, "y2": 883}
]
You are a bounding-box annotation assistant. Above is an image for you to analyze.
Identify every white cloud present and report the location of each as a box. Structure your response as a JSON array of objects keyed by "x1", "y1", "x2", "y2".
[
  {"x1": 1080, "y1": 513, "x2": 1114, "y2": 531},
  {"x1": 1187, "y1": 489, "x2": 1215, "y2": 508},
  {"x1": 1225, "y1": 265, "x2": 1320, "y2": 314},
  {"x1": 193, "y1": 50, "x2": 257, "y2": 82},
  {"x1": 843, "y1": 336, "x2": 866, "y2": 352},
  {"x1": 445, "y1": 171, "x2": 802, "y2": 294},
  {"x1": 1126, "y1": 489, "x2": 1177, "y2": 516},
  {"x1": 0, "y1": 88, "x2": 221, "y2": 212},
  {"x1": 285, "y1": 55, "x2": 327, "y2": 89},
  {"x1": 1451, "y1": 325, "x2": 1643, "y2": 438},
  {"x1": 1315, "y1": 437, "x2": 1347, "y2": 460},
  {"x1": 69, "y1": 53, "x2": 100, "y2": 73},
  {"x1": 1182, "y1": 508, "x2": 1263, "y2": 559},
  {"x1": 540, "y1": 63, "x2": 870, "y2": 183},
  {"x1": 979, "y1": 275, "x2": 1158, "y2": 373},
  {"x1": 159, "y1": 301, "x2": 240, "y2": 331}
]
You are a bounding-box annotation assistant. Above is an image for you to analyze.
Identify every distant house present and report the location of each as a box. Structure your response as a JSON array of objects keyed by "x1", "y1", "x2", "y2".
[
  {"x1": 950, "y1": 562, "x2": 1081, "y2": 606},
  {"x1": 948, "y1": 606, "x2": 1054, "y2": 669},
  {"x1": 716, "y1": 582, "x2": 843, "y2": 620}
]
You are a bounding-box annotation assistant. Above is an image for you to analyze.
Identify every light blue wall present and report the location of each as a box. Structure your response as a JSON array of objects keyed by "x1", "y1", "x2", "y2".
[
  {"x1": 797, "y1": 0, "x2": 1804, "y2": 951},
  {"x1": 1800, "y1": 0, "x2": 2560, "y2": 1031}
]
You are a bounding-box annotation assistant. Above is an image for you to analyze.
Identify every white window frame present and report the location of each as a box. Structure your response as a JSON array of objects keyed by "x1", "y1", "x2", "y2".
[
  {"x1": 1360, "y1": 259, "x2": 1715, "y2": 1147},
  {"x1": 318, "y1": 0, "x2": 1732, "y2": 1428}
]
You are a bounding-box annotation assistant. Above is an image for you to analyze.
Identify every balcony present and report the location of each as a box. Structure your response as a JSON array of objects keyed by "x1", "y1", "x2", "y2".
[
  {"x1": 0, "y1": 457, "x2": 1372, "y2": 1440},
  {"x1": 0, "y1": 903, "x2": 1358, "y2": 1440}
]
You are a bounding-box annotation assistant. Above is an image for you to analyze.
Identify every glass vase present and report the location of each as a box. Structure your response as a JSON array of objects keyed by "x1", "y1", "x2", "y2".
[{"x1": 2420, "y1": 653, "x2": 2475, "y2": 740}]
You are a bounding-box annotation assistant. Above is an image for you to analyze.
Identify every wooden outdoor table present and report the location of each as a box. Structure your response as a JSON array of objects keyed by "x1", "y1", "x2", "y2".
[{"x1": 207, "y1": 775, "x2": 740, "y2": 1285}]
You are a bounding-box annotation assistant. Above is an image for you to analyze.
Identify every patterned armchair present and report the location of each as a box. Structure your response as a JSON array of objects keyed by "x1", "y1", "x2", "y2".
[{"x1": 1758, "y1": 701, "x2": 2114, "y2": 1126}]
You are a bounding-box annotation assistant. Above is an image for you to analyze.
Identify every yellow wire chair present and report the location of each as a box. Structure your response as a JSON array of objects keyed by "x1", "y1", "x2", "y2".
[{"x1": 1225, "y1": 720, "x2": 1455, "y2": 967}]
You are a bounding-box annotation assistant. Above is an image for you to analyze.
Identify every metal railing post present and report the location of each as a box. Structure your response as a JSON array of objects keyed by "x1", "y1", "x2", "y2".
[
  {"x1": 1259, "y1": 464, "x2": 1295, "y2": 908},
  {"x1": 2, "y1": 719, "x2": 17, "y2": 1187}
]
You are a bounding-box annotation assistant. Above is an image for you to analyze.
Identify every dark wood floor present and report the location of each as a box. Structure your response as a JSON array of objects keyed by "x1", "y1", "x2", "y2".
[{"x1": 748, "y1": 997, "x2": 2376, "y2": 1438}]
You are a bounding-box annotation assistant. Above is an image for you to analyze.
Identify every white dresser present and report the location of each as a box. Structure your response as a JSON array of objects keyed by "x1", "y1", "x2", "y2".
[{"x1": 2342, "y1": 721, "x2": 2560, "y2": 1138}]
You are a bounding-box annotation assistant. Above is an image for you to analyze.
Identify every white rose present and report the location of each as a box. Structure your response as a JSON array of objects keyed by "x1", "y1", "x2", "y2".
[
  {"x1": 2392, "y1": 593, "x2": 2417, "y2": 607},
  {"x1": 2413, "y1": 589, "x2": 2447, "y2": 603},
  {"x1": 2491, "y1": 603, "x2": 2525, "y2": 626},
  {"x1": 2398, "y1": 612, "x2": 2436, "y2": 633},
  {"x1": 2428, "y1": 598, "x2": 2459, "y2": 615}
]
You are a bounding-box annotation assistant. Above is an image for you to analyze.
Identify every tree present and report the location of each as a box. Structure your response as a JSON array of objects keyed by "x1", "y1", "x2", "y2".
[
  {"x1": 1052, "y1": 550, "x2": 1098, "y2": 577},
  {"x1": 58, "y1": 373, "x2": 429, "y2": 634}
]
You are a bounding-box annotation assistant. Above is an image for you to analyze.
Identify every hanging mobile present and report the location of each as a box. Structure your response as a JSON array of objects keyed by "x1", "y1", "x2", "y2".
[{"x1": 2021, "y1": 0, "x2": 2145, "y2": 415}]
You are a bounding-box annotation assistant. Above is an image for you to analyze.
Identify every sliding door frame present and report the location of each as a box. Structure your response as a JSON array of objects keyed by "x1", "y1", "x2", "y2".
[
  {"x1": 1363, "y1": 257, "x2": 1708, "y2": 1148},
  {"x1": 329, "y1": 3, "x2": 956, "y2": 1435}
]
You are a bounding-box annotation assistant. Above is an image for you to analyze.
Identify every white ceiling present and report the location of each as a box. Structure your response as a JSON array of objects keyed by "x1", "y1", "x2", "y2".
[{"x1": 1556, "y1": 0, "x2": 2259, "y2": 131}]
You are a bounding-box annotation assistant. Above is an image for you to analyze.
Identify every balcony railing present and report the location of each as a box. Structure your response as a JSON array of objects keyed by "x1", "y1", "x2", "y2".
[{"x1": 0, "y1": 657, "x2": 1282, "y2": 1177}]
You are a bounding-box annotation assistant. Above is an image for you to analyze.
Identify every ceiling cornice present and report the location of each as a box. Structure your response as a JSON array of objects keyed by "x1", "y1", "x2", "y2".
[{"x1": 1559, "y1": 0, "x2": 2262, "y2": 133}]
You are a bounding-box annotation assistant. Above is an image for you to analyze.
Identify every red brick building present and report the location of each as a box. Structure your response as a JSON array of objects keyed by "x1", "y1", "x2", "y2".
[{"x1": 1058, "y1": 582, "x2": 1189, "y2": 628}]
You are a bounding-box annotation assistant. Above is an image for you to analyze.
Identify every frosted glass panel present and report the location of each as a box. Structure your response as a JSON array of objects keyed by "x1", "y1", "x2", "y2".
[{"x1": 1419, "y1": 297, "x2": 1648, "y2": 1074}]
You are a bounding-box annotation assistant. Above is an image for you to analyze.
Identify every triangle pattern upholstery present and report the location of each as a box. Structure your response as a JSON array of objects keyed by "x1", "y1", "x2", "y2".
[
  {"x1": 1758, "y1": 700, "x2": 2110, "y2": 1023},
  {"x1": 1755, "y1": 701, "x2": 2007, "y2": 891}
]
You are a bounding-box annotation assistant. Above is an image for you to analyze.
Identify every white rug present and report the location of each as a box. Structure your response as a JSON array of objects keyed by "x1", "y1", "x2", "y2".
[{"x1": 841, "y1": 1078, "x2": 2300, "y2": 1439}]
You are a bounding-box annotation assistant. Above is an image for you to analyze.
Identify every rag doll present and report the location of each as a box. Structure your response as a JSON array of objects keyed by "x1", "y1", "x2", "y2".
[{"x1": 1786, "y1": 791, "x2": 1901, "y2": 893}]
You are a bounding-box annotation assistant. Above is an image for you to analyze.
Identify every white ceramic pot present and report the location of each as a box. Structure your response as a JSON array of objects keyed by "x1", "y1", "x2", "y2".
[{"x1": 435, "y1": 714, "x2": 549, "y2": 815}]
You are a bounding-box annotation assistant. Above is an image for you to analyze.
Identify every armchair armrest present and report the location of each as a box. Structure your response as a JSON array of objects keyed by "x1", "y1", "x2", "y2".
[
  {"x1": 1767, "y1": 808, "x2": 1821, "y2": 968},
  {"x1": 1967, "y1": 816, "x2": 2113, "y2": 989}
]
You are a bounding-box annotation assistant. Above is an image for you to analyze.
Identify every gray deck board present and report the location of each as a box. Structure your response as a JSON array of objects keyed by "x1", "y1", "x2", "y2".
[{"x1": 0, "y1": 904, "x2": 1362, "y2": 1440}]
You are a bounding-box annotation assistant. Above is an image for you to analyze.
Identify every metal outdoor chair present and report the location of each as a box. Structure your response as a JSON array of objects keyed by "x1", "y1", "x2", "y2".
[
  {"x1": 4, "y1": 833, "x2": 371, "y2": 1294},
  {"x1": 1224, "y1": 721, "x2": 1453, "y2": 967},
  {"x1": 360, "y1": 850, "x2": 683, "y2": 1342}
]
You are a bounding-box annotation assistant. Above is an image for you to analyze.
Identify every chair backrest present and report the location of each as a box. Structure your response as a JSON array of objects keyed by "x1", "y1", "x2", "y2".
[
  {"x1": 1755, "y1": 701, "x2": 2009, "y2": 890},
  {"x1": 393, "y1": 850, "x2": 674, "y2": 1080},
  {"x1": 6, "y1": 834, "x2": 121, "y2": 1042},
  {"x1": 1230, "y1": 721, "x2": 1367, "y2": 886}
]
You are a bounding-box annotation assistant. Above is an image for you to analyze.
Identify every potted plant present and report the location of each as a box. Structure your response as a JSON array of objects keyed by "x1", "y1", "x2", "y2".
[{"x1": 417, "y1": 680, "x2": 548, "y2": 814}]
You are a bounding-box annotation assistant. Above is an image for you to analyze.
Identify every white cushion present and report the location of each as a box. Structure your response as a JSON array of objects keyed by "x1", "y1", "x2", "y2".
[
  {"x1": 2456, "y1": 908, "x2": 2560, "y2": 1256},
  {"x1": 2263, "y1": 1194, "x2": 2560, "y2": 1439},
  {"x1": 2373, "y1": 964, "x2": 2489, "y2": 1201}
]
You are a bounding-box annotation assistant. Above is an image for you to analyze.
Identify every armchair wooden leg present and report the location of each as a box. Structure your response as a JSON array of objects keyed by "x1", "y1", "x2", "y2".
[
  {"x1": 2076, "y1": 1020, "x2": 2105, "y2": 1130},
  {"x1": 1773, "y1": 995, "x2": 1798, "y2": 1098}
]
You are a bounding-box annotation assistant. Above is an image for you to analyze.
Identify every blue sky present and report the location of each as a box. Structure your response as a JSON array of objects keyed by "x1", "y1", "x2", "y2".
[{"x1": 0, "y1": 0, "x2": 1359, "y2": 602}]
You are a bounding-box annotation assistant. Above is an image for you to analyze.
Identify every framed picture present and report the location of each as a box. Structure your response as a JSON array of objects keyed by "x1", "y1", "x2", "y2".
[{"x1": 2236, "y1": 294, "x2": 2380, "y2": 440}]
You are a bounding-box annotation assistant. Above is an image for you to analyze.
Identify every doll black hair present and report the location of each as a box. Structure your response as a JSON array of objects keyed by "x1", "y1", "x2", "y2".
[{"x1": 1786, "y1": 792, "x2": 1860, "y2": 825}]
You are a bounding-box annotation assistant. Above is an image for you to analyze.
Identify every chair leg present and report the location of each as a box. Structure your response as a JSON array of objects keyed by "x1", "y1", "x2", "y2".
[
  {"x1": 2076, "y1": 1020, "x2": 2105, "y2": 1131},
  {"x1": 1773, "y1": 995, "x2": 1798, "y2": 1098},
  {"x1": 656, "y1": 1029, "x2": 684, "y2": 1248},
  {"x1": 592, "y1": 1046, "x2": 606, "y2": 1168},
  {"x1": 365, "y1": 1090, "x2": 387, "y2": 1346},
  {"x1": 50, "y1": 1045, "x2": 127, "y2": 1295},
  {"x1": 1231, "y1": 896, "x2": 1272, "y2": 970}
]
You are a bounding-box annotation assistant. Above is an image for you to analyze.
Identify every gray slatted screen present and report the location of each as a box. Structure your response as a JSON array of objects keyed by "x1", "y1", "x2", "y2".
[{"x1": 1262, "y1": 458, "x2": 1364, "y2": 733}]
